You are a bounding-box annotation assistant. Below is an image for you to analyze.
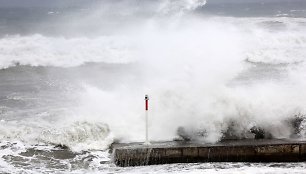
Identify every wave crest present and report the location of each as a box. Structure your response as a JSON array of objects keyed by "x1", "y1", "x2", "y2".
[
  {"x1": 0, "y1": 34, "x2": 136, "y2": 69},
  {"x1": 39, "y1": 121, "x2": 113, "y2": 151}
]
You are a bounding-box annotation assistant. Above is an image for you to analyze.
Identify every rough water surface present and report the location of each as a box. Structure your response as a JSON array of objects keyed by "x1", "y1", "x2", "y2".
[{"x1": 0, "y1": 0, "x2": 306, "y2": 173}]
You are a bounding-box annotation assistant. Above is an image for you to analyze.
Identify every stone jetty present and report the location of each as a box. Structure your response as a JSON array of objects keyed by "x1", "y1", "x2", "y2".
[{"x1": 112, "y1": 139, "x2": 306, "y2": 167}]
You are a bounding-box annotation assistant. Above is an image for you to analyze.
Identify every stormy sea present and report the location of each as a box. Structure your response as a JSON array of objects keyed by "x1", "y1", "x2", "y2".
[{"x1": 0, "y1": 0, "x2": 306, "y2": 173}]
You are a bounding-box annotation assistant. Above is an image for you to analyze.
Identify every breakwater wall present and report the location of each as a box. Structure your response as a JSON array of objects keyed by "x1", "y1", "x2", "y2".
[{"x1": 112, "y1": 139, "x2": 306, "y2": 167}]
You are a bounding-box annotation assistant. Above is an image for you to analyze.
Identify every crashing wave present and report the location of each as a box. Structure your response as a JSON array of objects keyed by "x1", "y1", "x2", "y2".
[
  {"x1": 176, "y1": 115, "x2": 306, "y2": 142},
  {"x1": 39, "y1": 121, "x2": 114, "y2": 151},
  {"x1": 0, "y1": 121, "x2": 113, "y2": 152},
  {"x1": 0, "y1": 34, "x2": 136, "y2": 69}
]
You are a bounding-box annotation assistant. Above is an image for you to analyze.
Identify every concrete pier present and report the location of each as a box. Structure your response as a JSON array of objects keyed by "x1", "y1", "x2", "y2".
[{"x1": 112, "y1": 139, "x2": 306, "y2": 167}]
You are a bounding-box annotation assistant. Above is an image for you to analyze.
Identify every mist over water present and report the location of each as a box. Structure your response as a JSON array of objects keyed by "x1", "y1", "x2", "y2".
[{"x1": 0, "y1": 0, "x2": 306, "y2": 173}]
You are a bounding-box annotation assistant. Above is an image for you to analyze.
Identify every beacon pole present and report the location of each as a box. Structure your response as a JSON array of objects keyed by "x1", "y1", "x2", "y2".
[{"x1": 144, "y1": 95, "x2": 150, "y2": 145}]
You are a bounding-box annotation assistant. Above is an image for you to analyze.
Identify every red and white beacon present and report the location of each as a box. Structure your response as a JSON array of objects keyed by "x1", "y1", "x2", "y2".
[
  {"x1": 145, "y1": 95, "x2": 149, "y2": 111},
  {"x1": 144, "y1": 95, "x2": 150, "y2": 145}
]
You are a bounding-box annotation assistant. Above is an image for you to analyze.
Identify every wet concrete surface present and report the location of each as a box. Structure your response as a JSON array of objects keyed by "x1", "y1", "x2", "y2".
[{"x1": 112, "y1": 139, "x2": 306, "y2": 167}]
